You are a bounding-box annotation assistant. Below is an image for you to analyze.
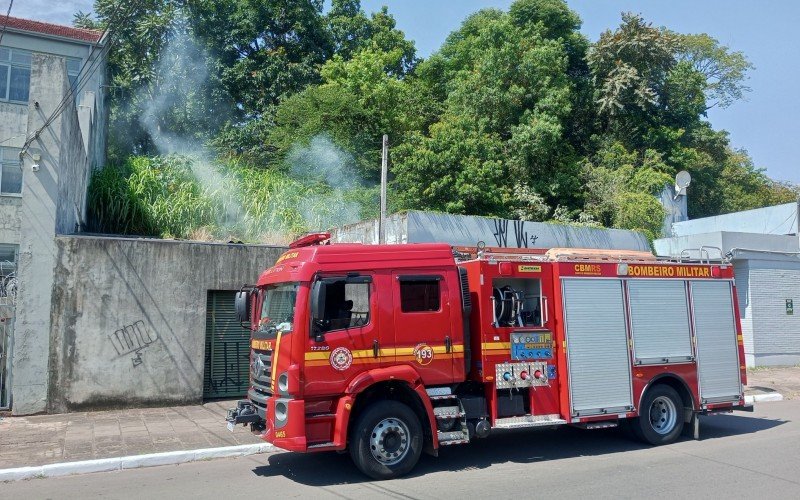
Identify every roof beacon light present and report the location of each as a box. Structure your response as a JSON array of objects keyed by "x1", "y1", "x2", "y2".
[{"x1": 289, "y1": 232, "x2": 331, "y2": 249}]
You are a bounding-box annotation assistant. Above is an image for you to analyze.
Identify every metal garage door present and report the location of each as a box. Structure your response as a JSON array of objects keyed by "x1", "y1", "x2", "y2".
[
  {"x1": 563, "y1": 279, "x2": 633, "y2": 416},
  {"x1": 628, "y1": 280, "x2": 693, "y2": 364},
  {"x1": 204, "y1": 291, "x2": 250, "y2": 399},
  {"x1": 691, "y1": 281, "x2": 742, "y2": 403}
]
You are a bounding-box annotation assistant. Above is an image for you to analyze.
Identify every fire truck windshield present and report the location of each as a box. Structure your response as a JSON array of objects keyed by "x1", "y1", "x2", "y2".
[{"x1": 258, "y1": 282, "x2": 299, "y2": 334}]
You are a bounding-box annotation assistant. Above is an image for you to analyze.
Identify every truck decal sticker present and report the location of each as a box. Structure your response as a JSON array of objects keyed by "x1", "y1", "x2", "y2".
[
  {"x1": 627, "y1": 265, "x2": 712, "y2": 277},
  {"x1": 303, "y1": 344, "x2": 465, "y2": 366},
  {"x1": 252, "y1": 339, "x2": 274, "y2": 350},
  {"x1": 275, "y1": 251, "x2": 300, "y2": 264},
  {"x1": 330, "y1": 347, "x2": 353, "y2": 371},
  {"x1": 413, "y1": 343, "x2": 434, "y2": 365},
  {"x1": 270, "y1": 332, "x2": 282, "y2": 390}
]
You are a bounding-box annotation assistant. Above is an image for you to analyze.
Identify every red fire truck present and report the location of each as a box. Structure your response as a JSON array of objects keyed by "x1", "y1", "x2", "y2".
[{"x1": 227, "y1": 233, "x2": 751, "y2": 479}]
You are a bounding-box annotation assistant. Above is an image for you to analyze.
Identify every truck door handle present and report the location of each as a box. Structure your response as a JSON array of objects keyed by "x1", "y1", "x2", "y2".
[
  {"x1": 445, "y1": 336, "x2": 451, "y2": 353},
  {"x1": 373, "y1": 340, "x2": 379, "y2": 358}
]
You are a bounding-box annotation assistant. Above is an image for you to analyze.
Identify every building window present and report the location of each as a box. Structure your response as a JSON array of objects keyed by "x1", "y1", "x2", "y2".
[
  {"x1": 67, "y1": 57, "x2": 81, "y2": 87},
  {"x1": 0, "y1": 47, "x2": 30, "y2": 103},
  {"x1": 0, "y1": 47, "x2": 81, "y2": 103},
  {"x1": 0, "y1": 243, "x2": 16, "y2": 277},
  {"x1": 0, "y1": 147, "x2": 22, "y2": 195}
]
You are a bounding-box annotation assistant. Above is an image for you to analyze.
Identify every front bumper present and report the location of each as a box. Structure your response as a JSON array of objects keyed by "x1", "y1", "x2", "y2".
[
  {"x1": 226, "y1": 400, "x2": 266, "y2": 432},
  {"x1": 227, "y1": 397, "x2": 311, "y2": 452}
]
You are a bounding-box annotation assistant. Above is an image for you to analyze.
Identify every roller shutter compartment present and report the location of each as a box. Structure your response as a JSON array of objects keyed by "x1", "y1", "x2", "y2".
[
  {"x1": 562, "y1": 279, "x2": 633, "y2": 416},
  {"x1": 691, "y1": 281, "x2": 742, "y2": 403},
  {"x1": 628, "y1": 280, "x2": 693, "y2": 365}
]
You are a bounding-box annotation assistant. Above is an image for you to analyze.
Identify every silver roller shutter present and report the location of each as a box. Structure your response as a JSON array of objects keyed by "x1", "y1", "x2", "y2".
[
  {"x1": 628, "y1": 280, "x2": 693, "y2": 364},
  {"x1": 691, "y1": 281, "x2": 742, "y2": 403},
  {"x1": 563, "y1": 279, "x2": 633, "y2": 416}
]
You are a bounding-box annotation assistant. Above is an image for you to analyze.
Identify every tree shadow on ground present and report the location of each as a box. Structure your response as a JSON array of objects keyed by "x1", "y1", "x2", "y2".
[{"x1": 252, "y1": 413, "x2": 786, "y2": 486}]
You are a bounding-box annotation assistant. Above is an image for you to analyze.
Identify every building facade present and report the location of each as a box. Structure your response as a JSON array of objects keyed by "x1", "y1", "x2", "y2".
[
  {"x1": 0, "y1": 16, "x2": 106, "y2": 413},
  {"x1": 655, "y1": 202, "x2": 800, "y2": 367}
]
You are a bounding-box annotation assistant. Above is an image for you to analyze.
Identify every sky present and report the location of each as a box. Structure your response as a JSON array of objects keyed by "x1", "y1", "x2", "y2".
[{"x1": 8, "y1": 0, "x2": 800, "y2": 183}]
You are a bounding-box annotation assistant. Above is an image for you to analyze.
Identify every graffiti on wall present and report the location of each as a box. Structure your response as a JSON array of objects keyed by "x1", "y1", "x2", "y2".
[
  {"x1": 492, "y1": 219, "x2": 539, "y2": 248},
  {"x1": 109, "y1": 320, "x2": 159, "y2": 367}
]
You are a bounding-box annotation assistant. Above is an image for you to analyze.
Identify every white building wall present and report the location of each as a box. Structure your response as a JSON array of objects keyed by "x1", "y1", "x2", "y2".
[{"x1": 748, "y1": 259, "x2": 800, "y2": 366}]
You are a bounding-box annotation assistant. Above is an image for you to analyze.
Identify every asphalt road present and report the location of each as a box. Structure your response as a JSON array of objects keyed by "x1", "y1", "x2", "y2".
[{"x1": 3, "y1": 401, "x2": 799, "y2": 499}]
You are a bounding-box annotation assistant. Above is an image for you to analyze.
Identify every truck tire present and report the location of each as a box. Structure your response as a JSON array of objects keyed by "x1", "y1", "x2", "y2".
[
  {"x1": 349, "y1": 400, "x2": 423, "y2": 480},
  {"x1": 632, "y1": 384, "x2": 684, "y2": 445}
]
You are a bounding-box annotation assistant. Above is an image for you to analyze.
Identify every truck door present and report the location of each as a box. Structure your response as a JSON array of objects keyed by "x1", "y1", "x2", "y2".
[
  {"x1": 392, "y1": 272, "x2": 454, "y2": 385},
  {"x1": 305, "y1": 274, "x2": 381, "y2": 396}
]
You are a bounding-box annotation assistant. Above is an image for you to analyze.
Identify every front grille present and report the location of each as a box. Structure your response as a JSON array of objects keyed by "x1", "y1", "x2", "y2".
[{"x1": 250, "y1": 349, "x2": 273, "y2": 411}]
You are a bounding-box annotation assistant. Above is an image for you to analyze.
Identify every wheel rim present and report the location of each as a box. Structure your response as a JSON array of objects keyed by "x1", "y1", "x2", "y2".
[
  {"x1": 369, "y1": 417, "x2": 410, "y2": 466},
  {"x1": 649, "y1": 395, "x2": 678, "y2": 435}
]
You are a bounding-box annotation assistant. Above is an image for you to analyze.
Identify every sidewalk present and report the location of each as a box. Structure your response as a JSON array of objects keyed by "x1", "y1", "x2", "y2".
[
  {"x1": 0, "y1": 400, "x2": 262, "y2": 469},
  {"x1": 746, "y1": 366, "x2": 800, "y2": 400},
  {"x1": 1, "y1": 368, "x2": 797, "y2": 472}
]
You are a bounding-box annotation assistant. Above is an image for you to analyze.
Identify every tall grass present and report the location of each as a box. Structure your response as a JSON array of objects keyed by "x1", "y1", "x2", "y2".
[{"x1": 87, "y1": 155, "x2": 368, "y2": 242}]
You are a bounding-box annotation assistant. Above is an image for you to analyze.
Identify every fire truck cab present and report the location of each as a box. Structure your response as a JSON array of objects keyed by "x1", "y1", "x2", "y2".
[{"x1": 228, "y1": 234, "x2": 750, "y2": 479}]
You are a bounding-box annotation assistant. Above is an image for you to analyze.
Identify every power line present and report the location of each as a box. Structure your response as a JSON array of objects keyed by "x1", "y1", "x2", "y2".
[{"x1": 0, "y1": 0, "x2": 14, "y2": 46}]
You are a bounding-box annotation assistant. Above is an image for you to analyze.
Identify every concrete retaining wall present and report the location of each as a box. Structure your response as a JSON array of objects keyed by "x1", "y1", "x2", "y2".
[
  {"x1": 334, "y1": 211, "x2": 651, "y2": 251},
  {"x1": 47, "y1": 236, "x2": 285, "y2": 413}
]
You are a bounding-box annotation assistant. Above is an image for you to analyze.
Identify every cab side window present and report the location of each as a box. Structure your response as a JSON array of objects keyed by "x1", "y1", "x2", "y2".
[
  {"x1": 315, "y1": 277, "x2": 371, "y2": 332},
  {"x1": 399, "y1": 277, "x2": 441, "y2": 312}
]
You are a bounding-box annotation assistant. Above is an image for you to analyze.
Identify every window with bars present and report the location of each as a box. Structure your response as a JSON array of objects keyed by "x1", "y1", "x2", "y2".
[
  {"x1": 0, "y1": 147, "x2": 22, "y2": 195},
  {"x1": 0, "y1": 47, "x2": 81, "y2": 103},
  {"x1": 0, "y1": 243, "x2": 16, "y2": 277}
]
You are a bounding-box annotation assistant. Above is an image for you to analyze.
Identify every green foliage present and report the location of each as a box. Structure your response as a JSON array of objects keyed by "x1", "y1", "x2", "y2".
[
  {"x1": 676, "y1": 33, "x2": 754, "y2": 109},
  {"x1": 80, "y1": 0, "x2": 796, "y2": 243},
  {"x1": 613, "y1": 192, "x2": 666, "y2": 241},
  {"x1": 393, "y1": 0, "x2": 589, "y2": 216},
  {"x1": 87, "y1": 155, "x2": 370, "y2": 242},
  {"x1": 189, "y1": 0, "x2": 332, "y2": 114}
]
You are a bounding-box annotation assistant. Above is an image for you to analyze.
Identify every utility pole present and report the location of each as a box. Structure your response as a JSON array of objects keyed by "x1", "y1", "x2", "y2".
[{"x1": 379, "y1": 134, "x2": 388, "y2": 244}]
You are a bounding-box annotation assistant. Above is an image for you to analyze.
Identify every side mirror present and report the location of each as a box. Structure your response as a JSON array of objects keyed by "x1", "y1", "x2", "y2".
[
  {"x1": 235, "y1": 290, "x2": 251, "y2": 324},
  {"x1": 310, "y1": 280, "x2": 326, "y2": 341}
]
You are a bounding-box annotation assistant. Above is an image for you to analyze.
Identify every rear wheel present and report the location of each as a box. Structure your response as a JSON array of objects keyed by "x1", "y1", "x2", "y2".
[
  {"x1": 633, "y1": 384, "x2": 684, "y2": 445},
  {"x1": 349, "y1": 400, "x2": 423, "y2": 480}
]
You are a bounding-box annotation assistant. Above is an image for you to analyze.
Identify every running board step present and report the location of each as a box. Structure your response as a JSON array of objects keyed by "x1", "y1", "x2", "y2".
[
  {"x1": 437, "y1": 430, "x2": 469, "y2": 446},
  {"x1": 494, "y1": 415, "x2": 567, "y2": 429},
  {"x1": 307, "y1": 442, "x2": 336, "y2": 449},
  {"x1": 433, "y1": 406, "x2": 464, "y2": 419}
]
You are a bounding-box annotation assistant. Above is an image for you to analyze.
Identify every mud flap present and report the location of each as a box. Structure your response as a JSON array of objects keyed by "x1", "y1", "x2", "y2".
[{"x1": 681, "y1": 411, "x2": 699, "y2": 440}]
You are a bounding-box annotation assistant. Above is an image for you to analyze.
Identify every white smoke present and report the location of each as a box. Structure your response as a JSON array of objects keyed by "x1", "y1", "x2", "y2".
[
  {"x1": 137, "y1": 18, "x2": 365, "y2": 240},
  {"x1": 288, "y1": 134, "x2": 364, "y2": 231}
]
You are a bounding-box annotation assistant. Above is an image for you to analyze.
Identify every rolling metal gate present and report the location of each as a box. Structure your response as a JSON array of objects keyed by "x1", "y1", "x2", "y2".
[
  {"x1": 204, "y1": 291, "x2": 250, "y2": 399},
  {"x1": 562, "y1": 279, "x2": 633, "y2": 417},
  {"x1": 691, "y1": 281, "x2": 742, "y2": 403}
]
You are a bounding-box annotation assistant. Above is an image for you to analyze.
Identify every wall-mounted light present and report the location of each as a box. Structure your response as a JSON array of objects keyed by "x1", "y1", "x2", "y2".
[{"x1": 31, "y1": 153, "x2": 41, "y2": 171}]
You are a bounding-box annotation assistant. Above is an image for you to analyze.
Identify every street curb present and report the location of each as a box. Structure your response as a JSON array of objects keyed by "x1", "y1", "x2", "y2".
[
  {"x1": 0, "y1": 443, "x2": 275, "y2": 482},
  {"x1": 745, "y1": 393, "x2": 784, "y2": 403}
]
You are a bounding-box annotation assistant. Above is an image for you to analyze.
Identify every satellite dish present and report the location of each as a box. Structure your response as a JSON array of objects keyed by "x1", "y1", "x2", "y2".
[{"x1": 674, "y1": 170, "x2": 691, "y2": 199}]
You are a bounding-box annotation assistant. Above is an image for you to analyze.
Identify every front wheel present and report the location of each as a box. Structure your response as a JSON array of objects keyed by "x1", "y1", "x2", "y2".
[
  {"x1": 632, "y1": 384, "x2": 685, "y2": 445},
  {"x1": 349, "y1": 400, "x2": 423, "y2": 480}
]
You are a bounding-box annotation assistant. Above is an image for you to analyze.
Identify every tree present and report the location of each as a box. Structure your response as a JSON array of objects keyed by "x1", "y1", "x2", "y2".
[
  {"x1": 221, "y1": 2, "x2": 423, "y2": 180},
  {"x1": 588, "y1": 13, "x2": 679, "y2": 144},
  {"x1": 393, "y1": 0, "x2": 591, "y2": 216},
  {"x1": 676, "y1": 33, "x2": 754, "y2": 110},
  {"x1": 189, "y1": 0, "x2": 332, "y2": 115}
]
